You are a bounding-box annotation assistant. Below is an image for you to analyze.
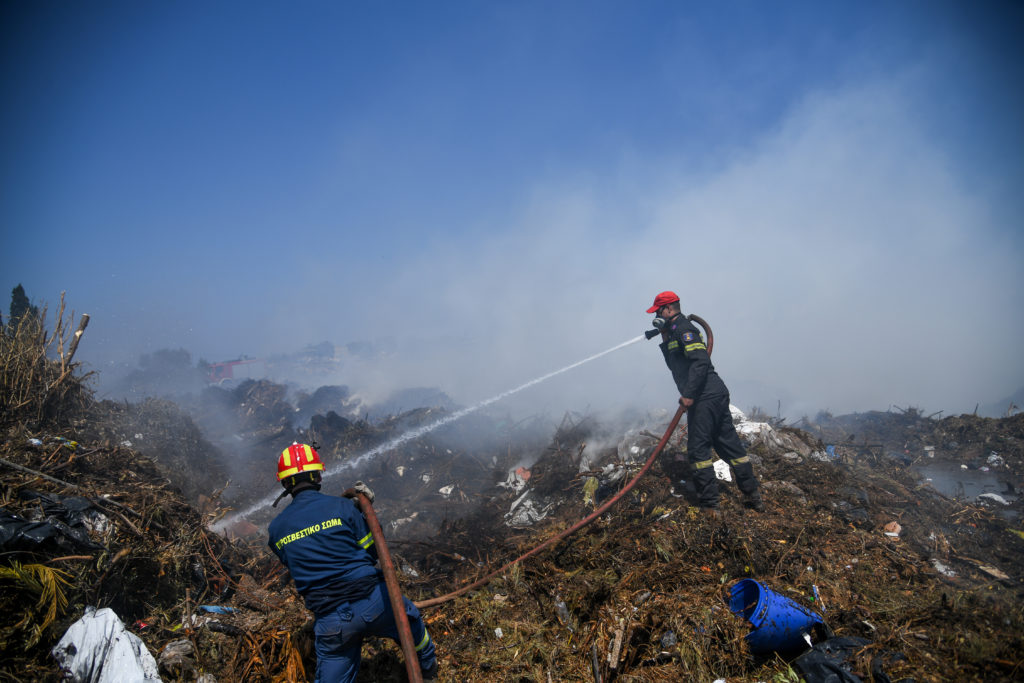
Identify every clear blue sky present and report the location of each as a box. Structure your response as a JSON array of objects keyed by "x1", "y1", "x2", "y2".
[{"x1": 2, "y1": 1, "x2": 1022, "y2": 417}]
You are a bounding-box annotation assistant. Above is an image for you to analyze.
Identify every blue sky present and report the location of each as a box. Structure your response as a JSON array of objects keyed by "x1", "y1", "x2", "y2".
[{"x1": 2, "y1": 1, "x2": 1022, "y2": 418}]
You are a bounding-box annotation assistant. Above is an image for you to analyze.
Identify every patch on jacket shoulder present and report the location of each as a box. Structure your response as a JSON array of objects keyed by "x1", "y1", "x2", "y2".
[{"x1": 682, "y1": 331, "x2": 697, "y2": 342}]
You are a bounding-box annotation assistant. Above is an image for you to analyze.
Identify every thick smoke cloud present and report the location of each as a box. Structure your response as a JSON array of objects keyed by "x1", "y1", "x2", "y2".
[{"x1": 284, "y1": 76, "x2": 1023, "y2": 420}]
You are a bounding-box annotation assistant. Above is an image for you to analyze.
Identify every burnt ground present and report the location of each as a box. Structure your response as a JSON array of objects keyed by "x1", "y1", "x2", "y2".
[{"x1": 3, "y1": 386, "x2": 1024, "y2": 682}]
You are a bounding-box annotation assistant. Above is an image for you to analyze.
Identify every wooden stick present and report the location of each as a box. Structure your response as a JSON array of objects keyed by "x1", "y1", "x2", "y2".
[{"x1": 65, "y1": 313, "x2": 90, "y2": 366}]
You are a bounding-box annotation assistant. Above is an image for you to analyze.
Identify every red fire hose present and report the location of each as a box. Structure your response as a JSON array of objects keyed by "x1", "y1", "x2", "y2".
[
  {"x1": 413, "y1": 313, "x2": 713, "y2": 610},
  {"x1": 344, "y1": 490, "x2": 422, "y2": 683}
]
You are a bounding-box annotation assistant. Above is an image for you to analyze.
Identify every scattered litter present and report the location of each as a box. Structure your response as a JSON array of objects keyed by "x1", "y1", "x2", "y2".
[
  {"x1": 883, "y1": 521, "x2": 902, "y2": 538},
  {"x1": 158, "y1": 638, "x2": 196, "y2": 677},
  {"x1": 505, "y1": 491, "x2": 553, "y2": 527},
  {"x1": 498, "y1": 467, "x2": 531, "y2": 494},
  {"x1": 438, "y1": 484, "x2": 455, "y2": 499},
  {"x1": 713, "y1": 459, "x2": 732, "y2": 482},
  {"x1": 554, "y1": 596, "x2": 574, "y2": 631},
  {"x1": 1, "y1": 492, "x2": 104, "y2": 553},
  {"x1": 494, "y1": 627, "x2": 503, "y2": 639},
  {"x1": 198, "y1": 605, "x2": 237, "y2": 614},
  {"x1": 582, "y1": 476, "x2": 599, "y2": 507},
  {"x1": 978, "y1": 493, "x2": 1010, "y2": 506},
  {"x1": 793, "y1": 636, "x2": 902, "y2": 683},
  {"x1": 811, "y1": 585, "x2": 825, "y2": 612},
  {"x1": 51, "y1": 607, "x2": 160, "y2": 682},
  {"x1": 977, "y1": 565, "x2": 1010, "y2": 580},
  {"x1": 390, "y1": 511, "x2": 419, "y2": 531},
  {"x1": 931, "y1": 559, "x2": 956, "y2": 577}
]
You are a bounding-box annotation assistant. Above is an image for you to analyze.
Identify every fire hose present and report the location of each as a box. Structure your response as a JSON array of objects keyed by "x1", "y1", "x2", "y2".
[
  {"x1": 413, "y1": 314, "x2": 713, "y2": 610},
  {"x1": 343, "y1": 490, "x2": 423, "y2": 683},
  {"x1": 341, "y1": 315, "x2": 712, "y2": 679}
]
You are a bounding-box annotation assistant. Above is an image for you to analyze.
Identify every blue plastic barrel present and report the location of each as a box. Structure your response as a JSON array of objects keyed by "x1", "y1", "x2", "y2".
[{"x1": 728, "y1": 579, "x2": 823, "y2": 653}]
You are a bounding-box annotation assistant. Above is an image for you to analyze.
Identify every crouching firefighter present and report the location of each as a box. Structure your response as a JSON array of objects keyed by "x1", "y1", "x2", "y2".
[
  {"x1": 268, "y1": 443, "x2": 438, "y2": 682},
  {"x1": 646, "y1": 291, "x2": 765, "y2": 516}
]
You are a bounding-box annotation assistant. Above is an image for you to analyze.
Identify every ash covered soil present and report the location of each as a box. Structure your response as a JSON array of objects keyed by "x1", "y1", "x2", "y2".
[{"x1": 3, "y1": 375, "x2": 1024, "y2": 682}]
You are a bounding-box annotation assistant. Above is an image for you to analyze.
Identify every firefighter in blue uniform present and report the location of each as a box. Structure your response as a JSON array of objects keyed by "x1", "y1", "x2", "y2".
[
  {"x1": 268, "y1": 443, "x2": 438, "y2": 682},
  {"x1": 646, "y1": 291, "x2": 765, "y2": 516}
]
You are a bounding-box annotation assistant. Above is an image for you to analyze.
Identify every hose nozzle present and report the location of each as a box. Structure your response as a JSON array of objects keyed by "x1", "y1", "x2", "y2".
[{"x1": 645, "y1": 317, "x2": 667, "y2": 339}]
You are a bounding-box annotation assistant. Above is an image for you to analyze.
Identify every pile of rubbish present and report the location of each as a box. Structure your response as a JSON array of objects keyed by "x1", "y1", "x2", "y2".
[{"x1": 3, "y1": 304, "x2": 1024, "y2": 681}]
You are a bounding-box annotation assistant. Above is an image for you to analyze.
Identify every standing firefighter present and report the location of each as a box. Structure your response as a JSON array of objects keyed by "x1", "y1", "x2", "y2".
[
  {"x1": 646, "y1": 291, "x2": 765, "y2": 516},
  {"x1": 267, "y1": 443, "x2": 438, "y2": 682}
]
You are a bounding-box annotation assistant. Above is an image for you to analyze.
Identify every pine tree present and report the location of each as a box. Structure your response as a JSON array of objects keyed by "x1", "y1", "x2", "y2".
[{"x1": 9, "y1": 284, "x2": 41, "y2": 330}]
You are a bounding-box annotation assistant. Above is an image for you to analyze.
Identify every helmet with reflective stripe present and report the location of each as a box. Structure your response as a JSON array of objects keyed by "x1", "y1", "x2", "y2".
[{"x1": 277, "y1": 443, "x2": 324, "y2": 481}]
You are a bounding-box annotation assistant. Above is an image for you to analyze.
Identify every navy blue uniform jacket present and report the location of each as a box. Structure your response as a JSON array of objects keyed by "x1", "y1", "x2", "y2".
[
  {"x1": 268, "y1": 489, "x2": 381, "y2": 615},
  {"x1": 659, "y1": 315, "x2": 728, "y2": 400}
]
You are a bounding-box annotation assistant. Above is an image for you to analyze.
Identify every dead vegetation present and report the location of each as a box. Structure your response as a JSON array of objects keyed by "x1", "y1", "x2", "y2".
[
  {"x1": 2, "y1": 298, "x2": 1024, "y2": 682},
  {"x1": 0, "y1": 293, "x2": 91, "y2": 432}
]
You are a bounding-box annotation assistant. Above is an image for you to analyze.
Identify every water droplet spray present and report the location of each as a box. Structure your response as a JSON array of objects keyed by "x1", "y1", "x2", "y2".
[{"x1": 213, "y1": 334, "x2": 645, "y2": 531}]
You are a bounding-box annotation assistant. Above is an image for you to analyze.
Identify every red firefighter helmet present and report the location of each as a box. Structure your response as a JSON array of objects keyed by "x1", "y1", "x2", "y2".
[{"x1": 277, "y1": 443, "x2": 324, "y2": 481}]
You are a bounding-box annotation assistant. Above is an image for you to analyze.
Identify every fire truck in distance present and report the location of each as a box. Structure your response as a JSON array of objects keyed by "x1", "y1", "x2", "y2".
[{"x1": 206, "y1": 357, "x2": 264, "y2": 385}]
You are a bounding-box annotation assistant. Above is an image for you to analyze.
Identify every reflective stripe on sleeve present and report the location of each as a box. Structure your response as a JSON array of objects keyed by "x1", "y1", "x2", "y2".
[
  {"x1": 684, "y1": 342, "x2": 706, "y2": 353},
  {"x1": 415, "y1": 630, "x2": 431, "y2": 651},
  {"x1": 358, "y1": 532, "x2": 374, "y2": 549}
]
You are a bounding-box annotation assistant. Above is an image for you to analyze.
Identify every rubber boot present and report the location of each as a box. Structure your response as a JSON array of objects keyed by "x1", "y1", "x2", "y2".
[{"x1": 743, "y1": 490, "x2": 765, "y2": 512}]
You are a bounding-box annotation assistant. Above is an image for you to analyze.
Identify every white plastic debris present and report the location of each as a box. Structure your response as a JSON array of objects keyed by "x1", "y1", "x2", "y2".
[
  {"x1": 390, "y1": 512, "x2": 419, "y2": 532},
  {"x1": 979, "y1": 492, "x2": 1010, "y2": 506},
  {"x1": 713, "y1": 459, "x2": 732, "y2": 482},
  {"x1": 420, "y1": 473, "x2": 431, "y2": 484},
  {"x1": 396, "y1": 466, "x2": 406, "y2": 477},
  {"x1": 51, "y1": 606, "x2": 160, "y2": 682},
  {"x1": 498, "y1": 467, "x2": 531, "y2": 494},
  {"x1": 438, "y1": 484, "x2": 455, "y2": 499},
  {"x1": 988, "y1": 451, "x2": 1004, "y2": 466},
  {"x1": 931, "y1": 559, "x2": 956, "y2": 577},
  {"x1": 883, "y1": 521, "x2": 902, "y2": 538},
  {"x1": 494, "y1": 627, "x2": 504, "y2": 639},
  {"x1": 505, "y1": 491, "x2": 553, "y2": 527},
  {"x1": 81, "y1": 509, "x2": 111, "y2": 536}
]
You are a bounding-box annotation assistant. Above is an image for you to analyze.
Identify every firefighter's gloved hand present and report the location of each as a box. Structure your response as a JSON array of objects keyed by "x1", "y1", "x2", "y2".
[{"x1": 353, "y1": 481, "x2": 375, "y2": 503}]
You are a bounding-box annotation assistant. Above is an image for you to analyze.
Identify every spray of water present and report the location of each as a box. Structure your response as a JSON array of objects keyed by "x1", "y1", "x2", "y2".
[{"x1": 213, "y1": 335, "x2": 645, "y2": 530}]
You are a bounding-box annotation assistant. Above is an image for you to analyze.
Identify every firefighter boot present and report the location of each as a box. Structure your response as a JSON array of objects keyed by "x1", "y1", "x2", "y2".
[{"x1": 743, "y1": 490, "x2": 765, "y2": 513}]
